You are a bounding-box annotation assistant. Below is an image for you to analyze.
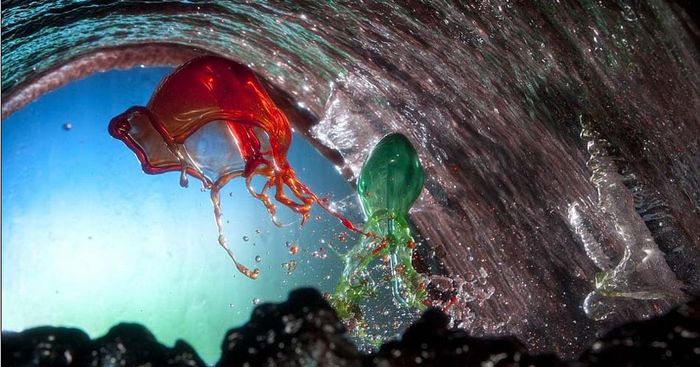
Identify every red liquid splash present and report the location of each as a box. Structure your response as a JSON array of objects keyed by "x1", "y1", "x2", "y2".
[{"x1": 109, "y1": 56, "x2": 363, "y2": 279}]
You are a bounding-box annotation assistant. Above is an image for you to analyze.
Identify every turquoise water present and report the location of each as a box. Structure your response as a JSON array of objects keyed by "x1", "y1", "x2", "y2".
[{"x1": 1, "y1": 67, "x2": 362, "y2": 364}]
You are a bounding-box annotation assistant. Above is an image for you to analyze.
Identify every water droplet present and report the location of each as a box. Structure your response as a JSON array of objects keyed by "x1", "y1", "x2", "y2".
[
  {"x1": 243, "y1": 236, "x2": 249, "y2": 242},
  {"x1": 252, "y1": 298, "x2": 261, "y2": 305},
  {"x1": 284, "y1": 318, "x2": 303, "y2": 334},
  {"x1": 62, "y1": 122, "x2": 72, "y2": 131},
  {"x1": 255, "y1": 255, "x2": 262, "y2": 262},
  {"x1": 312, "y1": 247, "x2": 328, "y2": 259},
  {"x1": 179, "y1": 170, "x2": 189, "y2": 187},
  {"x1": 281, "y1": 260, "x2": 297, "y2": 274}
]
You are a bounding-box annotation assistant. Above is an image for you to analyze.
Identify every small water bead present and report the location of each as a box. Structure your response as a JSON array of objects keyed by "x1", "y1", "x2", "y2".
[
  {"x1": 255, "y1": 255, "x2": 262, "y2": 263},
  {"x1": 311, "y1": 247, "x2": 328, "y2": 259},
  {"x1": 252, "y1": 298, "x2": 261, "y2": 305},
  {"x1": 281, "y1": 260, "x2": 297, "y2": 274}
]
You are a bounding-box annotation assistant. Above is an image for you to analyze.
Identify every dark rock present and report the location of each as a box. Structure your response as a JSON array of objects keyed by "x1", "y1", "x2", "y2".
[
  {"x1": 579, "y1": 298, "x2": 700, "y2": 367},
  {"x1": 2, "y1": 290, "x2": 698, "y2": 366},
  {"x1": 90, "y1": 323, "x2": 205, "y2": 367},
  {"x1": 2, "y1": 324, "x2": 205, "y2": 367},
  {"x1": 217, "y1": 288, "x2": 362, "y2": 367},
  {"x1": 368, "y1": 308, "x2": 565, "y2": 367},
  {"x1": 2, "y1": 326, "x2": 91, "y2": 366}
]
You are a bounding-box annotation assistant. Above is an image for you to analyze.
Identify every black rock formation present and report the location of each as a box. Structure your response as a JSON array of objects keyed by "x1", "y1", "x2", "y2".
[
  {"x1": 368, "y1": 308, "x2": 564, "y2": 367},
  {"x1": 2, "y1": 323, "x2": 205, "y2": 367},
  {"x1": 216, "y1": 288, "x2": 362, "y2": 367},
  {"x1": 3, "y1": 288, "x2": 698, "y2": 366},
  {"x1": 579, "y1": 299, "x2": 700, "y2": 366}
]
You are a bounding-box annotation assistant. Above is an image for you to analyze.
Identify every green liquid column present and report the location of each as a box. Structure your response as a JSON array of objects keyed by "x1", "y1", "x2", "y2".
[{"x1": 332, "y1": 133, "x2": 426, "y2": 321}]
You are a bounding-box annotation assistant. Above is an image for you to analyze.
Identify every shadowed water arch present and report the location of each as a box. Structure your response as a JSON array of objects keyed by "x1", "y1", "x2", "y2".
[{"x1": 2, "y1": 0, "x2": 699, "y2": 357}]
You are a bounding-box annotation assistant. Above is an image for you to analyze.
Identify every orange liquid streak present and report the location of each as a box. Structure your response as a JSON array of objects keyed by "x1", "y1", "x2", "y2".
[{"x1": 371, "y1": 239, "x2": 389, "y2": 256}]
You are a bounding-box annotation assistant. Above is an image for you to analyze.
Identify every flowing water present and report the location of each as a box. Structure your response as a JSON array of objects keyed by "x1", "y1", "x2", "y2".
[{"x1": 2, "y1": 0, "x2": 699, "y2": 361}]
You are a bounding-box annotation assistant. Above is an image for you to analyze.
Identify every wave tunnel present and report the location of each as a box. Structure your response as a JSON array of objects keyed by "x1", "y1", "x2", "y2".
[{"x1": 2, "y1": 1, "x2": 699, "y2": 366}]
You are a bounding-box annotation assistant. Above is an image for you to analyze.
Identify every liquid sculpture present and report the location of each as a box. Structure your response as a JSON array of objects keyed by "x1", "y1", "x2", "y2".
[
  {"x1": 109, "y1": 56, "x2": 361, "y2": 279},
  {"x1": 331, "y1": 133, "x2": 427, "y2": 321},
  {"x1": 570, "y1": 117, "x2": 686, "y2": 320}
]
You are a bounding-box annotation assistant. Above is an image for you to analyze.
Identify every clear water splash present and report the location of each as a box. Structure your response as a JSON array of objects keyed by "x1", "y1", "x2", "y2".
[{"x1": 569, "y1": 116, "x2": 686, "y2": 320}]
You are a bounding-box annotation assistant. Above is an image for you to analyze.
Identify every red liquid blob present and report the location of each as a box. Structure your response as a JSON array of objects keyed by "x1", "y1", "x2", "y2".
[{"x1": 109, "y1": 56, "x2": 362, "y2": 279}]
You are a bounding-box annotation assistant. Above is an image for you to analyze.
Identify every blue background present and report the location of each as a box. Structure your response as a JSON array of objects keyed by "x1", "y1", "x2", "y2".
[{"x1": 1, "y1": 67, "x2": 362, "y2": 364}]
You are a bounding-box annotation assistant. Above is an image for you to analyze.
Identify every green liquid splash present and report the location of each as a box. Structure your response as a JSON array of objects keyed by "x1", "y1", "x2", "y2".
[{"x1": 331, "y1": 133, "x2": 426, "y2": 322}]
